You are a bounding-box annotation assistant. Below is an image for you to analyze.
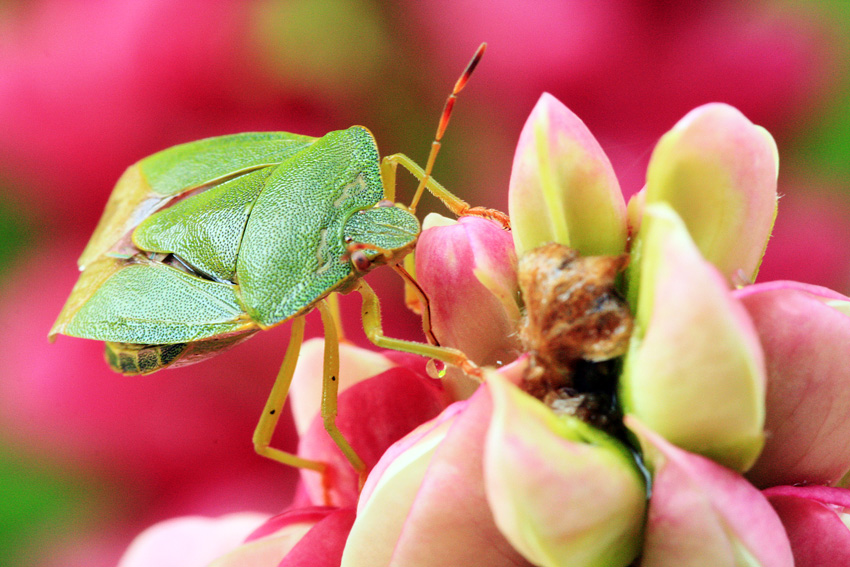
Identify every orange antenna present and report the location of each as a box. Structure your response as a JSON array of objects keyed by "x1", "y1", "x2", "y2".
[{"x1": 409, "y1": 43, "x2": 486, "y2": 212}]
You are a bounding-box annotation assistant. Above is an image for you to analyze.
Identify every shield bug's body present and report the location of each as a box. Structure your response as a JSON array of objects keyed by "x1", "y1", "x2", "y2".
[{"x1": 50, "y1": 44, "x2": 505, "y2": 485}]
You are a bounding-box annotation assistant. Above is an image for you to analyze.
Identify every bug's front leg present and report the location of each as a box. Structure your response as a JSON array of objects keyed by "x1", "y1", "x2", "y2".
[
  {"x1": 392, "y1": 261, "x2": 439, "y2": 347},
  {"x1": 381, "y1": 153, "x2": 468, "y2": 214},
  {"x1": 379, "y1": 154, "x2": 399, "y2": 204},
  {"x1": 380, "y1": 153, "x2": 510, "y2": 229}
]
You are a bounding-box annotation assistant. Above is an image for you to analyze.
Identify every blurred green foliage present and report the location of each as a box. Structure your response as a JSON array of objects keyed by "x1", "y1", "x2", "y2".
[
  {"x1": 794, "y1": 1, "x2": 850, "y2": 180},
  {"x1": 0, "y1": 185, "x2": 31, "y2": 272},
  {"x1": 0, "y1": 446, "x2": 107, "y2": 566}
]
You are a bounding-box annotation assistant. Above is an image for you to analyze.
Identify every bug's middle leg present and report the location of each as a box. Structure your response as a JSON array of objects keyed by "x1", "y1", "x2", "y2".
[
  {"x1": 325, "y1": 291, "x2": 345, "y2": 342},
  {"x1": 356, "y1": 279, "x2": 481, "y2": 378}
]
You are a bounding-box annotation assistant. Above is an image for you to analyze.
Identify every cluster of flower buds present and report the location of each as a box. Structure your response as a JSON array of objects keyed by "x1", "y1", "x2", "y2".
[{"x1": 119, "y1": 95, "x2": 850, "y2": 567}]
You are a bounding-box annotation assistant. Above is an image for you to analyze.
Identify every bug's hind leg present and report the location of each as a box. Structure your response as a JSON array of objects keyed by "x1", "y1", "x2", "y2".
[
  {"x1": 252, "y1": 316, "x2": 328, "y2": 477},
  {"x1": 316, "y1": 299, "x2": 368, "y2": 487},
  {"x1": 356, "y1": 279, "x2": 482, "y2": 379}
]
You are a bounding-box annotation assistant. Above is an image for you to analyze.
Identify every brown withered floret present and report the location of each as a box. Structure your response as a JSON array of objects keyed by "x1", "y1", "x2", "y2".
[{"x1": 518, "y1": 243, "x2": 633, "y2": 430}]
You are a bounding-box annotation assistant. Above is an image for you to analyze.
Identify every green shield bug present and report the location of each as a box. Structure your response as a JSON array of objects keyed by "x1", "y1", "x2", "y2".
[{"x1": 49, "y1": 43, "x2": 507, "y2": 488}]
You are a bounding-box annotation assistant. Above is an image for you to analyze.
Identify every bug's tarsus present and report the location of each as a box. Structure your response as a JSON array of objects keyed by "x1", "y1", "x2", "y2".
[
  {"x1": 357, "y1": 278, "x2": 482, "y2": 379},
  {"x1": 410, "y1": 43, "x2": 487, "y2": 213},
  {"x1": 458, "y1": 205, "x2": 512, "y2": 229}
]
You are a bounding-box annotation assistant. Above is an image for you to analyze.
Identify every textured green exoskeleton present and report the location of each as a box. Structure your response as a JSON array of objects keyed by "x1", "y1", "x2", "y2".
[
  {"x1": 52, "y1": 127, "x2": 418, "y2": 359},
  {"x1": 50, "y1": 44, "x2": 502, "y2": 488}
]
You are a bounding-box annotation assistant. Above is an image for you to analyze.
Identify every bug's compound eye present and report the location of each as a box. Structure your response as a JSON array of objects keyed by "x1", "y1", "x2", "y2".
[{"x1": 350, "y1": 250, "x2": 372, "y2": 273}]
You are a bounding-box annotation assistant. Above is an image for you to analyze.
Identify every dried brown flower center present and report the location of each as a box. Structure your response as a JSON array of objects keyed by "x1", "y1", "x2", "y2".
[{"x1": 518, "y1": 242, "x2": 633, "y2": 432}]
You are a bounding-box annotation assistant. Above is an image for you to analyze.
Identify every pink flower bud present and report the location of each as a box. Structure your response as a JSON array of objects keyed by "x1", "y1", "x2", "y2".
[
  {"x1": 342, "y1": 386, "x2": 531, "y2": 567},
  {"x1": 736, "y1": 281, "x2": 850, "y2": 487},
  {"x1": 508, "y1": 93, "x2": 627, "y2": 257},
  {"x1": 415, "y1": 214, "x2": 522, "y2": 369},
  {"x1": 627, "y1": 417, "x2": 794, "y2": 567},
  {"x1": 645, "y1": 103, "x2": 779, "y2": 283},
  {"x1": 622, "y1": 204, "x2": 766, "y2": 471},
  {"x1": 484, "y1": 373, "x2": 646, "y2": 567}
]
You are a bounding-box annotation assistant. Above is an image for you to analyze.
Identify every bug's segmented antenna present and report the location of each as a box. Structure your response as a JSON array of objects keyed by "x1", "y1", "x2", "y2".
[{"x1": 409, "y1": 43, "x2": 487, "y2": 212}]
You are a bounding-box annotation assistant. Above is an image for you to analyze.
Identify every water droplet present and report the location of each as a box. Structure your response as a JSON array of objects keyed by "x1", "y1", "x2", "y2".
[{"x1": 426, "y1": 359, "x2": 447, "y2": 379}]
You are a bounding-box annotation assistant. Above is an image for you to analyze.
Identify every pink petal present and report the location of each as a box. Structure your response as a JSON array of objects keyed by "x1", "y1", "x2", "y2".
[
  {"x1": 356, "y1": 399, "x2": 468, "y2": 509},
  {"x1": 645, "y1": 103, "x2": 778, "y2": 283},
  {"x1": 627, "y1": 417, "x2": 794, "y2": 567},
  {"x1": 623, "y1": 204, "x2": 766, "y2": 471},
  {"x1": 244, "y1": 507, "x2": 333, "y2": 543},
  {"x1": 342, "y1": 401, "x2": 466, "y2": 567},
  {"x1": 386, "y1": 387, "x2": 531, "y2": 566},
  {"x1": 289, "y1": 339, "x2": 397, "y2": 436},
  {"x1": 736, "y1": 282, "x2": 850, "y2": 487},
  {"x1": 342, "y1": 387, "x2": 532, "y2": 567},
  {"x1": 484, "y1": 374, "x2": 645, "y2": 567},
  {"x1": 210, "y1": 508, "x2": 336, "y2": 567},
  {"x1": 117, "y1": 513, "x2": 270, "y2": 567},
  {"x1": 278, "y1": 509, "x2": 356, "y2": 567},
  {"x1": 297, "y1": 366, "x2": 447, "y2": 507},
  {"x1": 764, "y1": 486, "x2": 850, "y2": 567}
]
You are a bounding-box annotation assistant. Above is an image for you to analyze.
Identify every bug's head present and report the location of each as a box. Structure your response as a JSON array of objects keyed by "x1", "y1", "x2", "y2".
[{"x1": 342, "y1": 202, "x2": 421, "y2": 274}]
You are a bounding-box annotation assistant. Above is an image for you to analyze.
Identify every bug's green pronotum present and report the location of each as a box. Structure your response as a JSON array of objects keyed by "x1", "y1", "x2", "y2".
[{"x1": 50, "y1": 43, "x2": 507, "y2": 490}]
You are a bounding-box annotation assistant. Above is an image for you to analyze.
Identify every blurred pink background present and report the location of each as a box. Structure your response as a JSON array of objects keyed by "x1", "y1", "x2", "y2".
[{"x1": 1, "y1": 1, "x2": 849, "y2": 565}]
